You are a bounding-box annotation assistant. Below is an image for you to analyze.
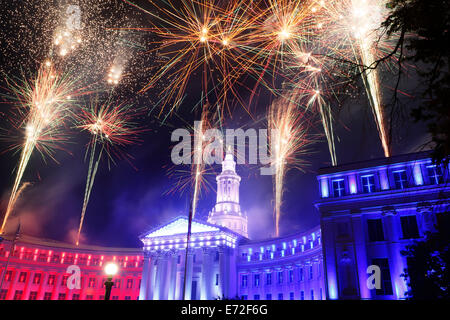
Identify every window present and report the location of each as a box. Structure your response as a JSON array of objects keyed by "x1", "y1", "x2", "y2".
[
  {"x1": 332, "y1": 179, "x2": 345, "y2": 197},
  {"x1": 266, "y1": 293, "x2": 272, "y2": 300},
  {"x1": 290, "y1": 292, "x2": 294, "y2": 300},
  {"x1": 427, "y1": 165, "x2": 444, "y2": 185},
  {"x1": 88, "y1": 277, "x2": 96, "y2": 288},
  {"x1": 401, "y1": 216, "x2": 420, "y2": 239},
  {"x1": 61, "y1": 275, "x2": 68, "y2": 286},
  {"x1": 126, "y1": 279, "x2": 133, "y2": 289},
  {"x1": 278, "y1": 293, "x2": 283, "y2": 300},
  {"x1": 29, "y1": 291, "x2": 38, "y2": 300},
  {"x1": 311, "y1": 289, "x2": 314, "y2": 300},
  {"x1": 72, "y1": 294, "x2": 80, "y2": 300},
  {"x1": 5, "y1": 270, "x2": 12, "y2": 281},
  {"x1": 277, "y1": 271, "x2": 283, "y2": 284},
  {"x1": 0, "y1": 289, "x2": 7, "y2": 300},
  {"x1": 18, "y1": 272, "x2": 27, "y2": 283},
  {"x1": 215, "y1": 274, "x2": 219, "y2": 286},
  {"x1": 86, "y1": 295, "x2": 94, "y2": 300},
  {"x1": 309, "y1": 265, "x2": 313, "y2": 280},
  {"x1": 367, "y1": 219, "x2": 385, "y2": 241},
  {"x1": 299, "y1": 268, "x2": 303, "y2": 281},
  {"x1": 177, "y1": 255, "x2": 181, "y2": 264},
  {"x1": 266, "y1": 272, "x2": 272, "y2": 285},
  {"x1": 48, "y1": 274, "x2": 55, "y2": 285},
  {"x1": 300, "y1": 291, "x2": 304, "y2": 300},
  {"x1": 33, "y1": 273, "x2": 41, "y2": 284},
  {"x1": 361, "y1": 175, "x2": 375, "y2": 193},
  {"x1": 43, "y1": 292, "x2": 52, "y2": 300},
  {"x1": 114, "y1": 279, "x2": 121, "y2": 288},
  {"x1": 371, "y1": 258, "x2": 393, "y2": 296},
  {"x1": 241, "y1": 275, "x2": 248, "y2": 288},
  {"x1": 112, "y1": 296, "x2": 119, "y2": 300},
  {"x1": 38, "y1": 253, "x2": 47, "y2": 262},
  {"x1": 393, "y1": 170, "x2": 408, "y2": 189},
  {"x1": 14, "y1": 290, "x2": 23, "y2": 300},
  {"x1": 254, "y1": 294, "x2": 260, "y2": 300},
  {"x1": 125, "y1": 296, "x2": 131, "y2": 300},
  {"x1": 320, "y1": 288, "x2": 323, "y2": 300},
  {"x1": 289, "y1": 270, "x2": 294, "y2": 283},
  {"x1": 254, "y1": 274, "x2": 260, "y2": 287},
  {"x1": 241, "y1": 295, "x2": 248, "y2": 300},
  {"x1": 58, "y1": 293, "x2": 66, "y2": 300}
]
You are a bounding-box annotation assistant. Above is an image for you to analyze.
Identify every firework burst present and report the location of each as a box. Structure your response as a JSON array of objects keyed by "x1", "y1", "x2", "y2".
[
  {"x1": 74, "y1": 98, "x2": 142, "y2": 245},
  {"x1": 0, "y1": 64, "x2": 81, "y2": 234}
]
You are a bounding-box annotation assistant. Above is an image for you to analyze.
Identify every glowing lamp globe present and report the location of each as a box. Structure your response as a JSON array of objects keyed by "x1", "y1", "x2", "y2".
[{"x1": 104, "y1": 262, "x2": 118, "y2": 276}]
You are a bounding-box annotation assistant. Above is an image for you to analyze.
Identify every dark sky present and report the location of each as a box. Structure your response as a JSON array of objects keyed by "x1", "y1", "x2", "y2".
[{"x1": 0, "y1": 0, "x2": 431, "y2": 248}]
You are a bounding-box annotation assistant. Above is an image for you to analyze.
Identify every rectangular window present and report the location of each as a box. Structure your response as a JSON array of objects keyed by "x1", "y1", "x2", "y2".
[
  {"x1": 401, "y1": 216, "x2": 420, "y2": 239},
  {"x1": 114, "y1": 279, "x2": 121, "y2": 289},
  {"x1": 86, "y1": 295, "x2": 94, "y2": 300},
  {"x1": 177, "y1": 255, "x2": 181, "y2": 264},
  {"x1": 320, "y1": 288, "x2": 323, "y2": 300},
  {"x1": 43, "y1": 292, "x2": 52, "y2": 300},
  {"x1": 254, "y1": 274, "x2": 260, "y2": 287},
  {"x1": 215, "y1": 274, "x2": 219, "y2": 286},
  {"x1": 277, "y1": 271, "x2": 283, "y2": 284},
  {"x1": 125, "y1": 296, "x2": 131, "y2": 300},
  {"x1": 427, "y1": 165, "x2": 444, "y2": 185},
  {"x1": 5, "y1": 271, "x2": 12, "y2": 281},
  {"x1": 61, "y1": 275, "x2": 68, "y2": 286},
  {"x1": 311, "y1": 289, "x2": 314, "y2": 300},
  {"x1": 0, "y1": 289, "x2": 7, "y2": 300},
  {"x1": 309, "y1": 265, "x2": 313, "y2": 280},
  {"x1": 14, "y1": 290, "x2": 23, "y2": 300},
  {"x1": 127, "y1": 279, "x2": 133, "y2": 289},
  {"x1": 332, "y1": 179, "x2": 345, "y2": 197},
  {"x1": 72, "y1": 294, "x2": 80, "y2": 300},
  {"x1": 58, "y1": 293, "x2": 66, "y2": 300},
  {"x1": 289, "y1": 269, "x2": 294, "y2": 283},
  {"x1": 278, "y1": 293, "x2": 283, "y2": 300},
  {"x1": 29, "y1": 291, "x2": 38, "y2": 300},
  {"x1": 241, "y1": 275, "x2": 247, "y2": 288},
  {"x1": 371, "y1": 258, "x2": 393, "y2": 296},
  {"x1": 361, "y1": 175, "x2": 375, "y2": 193},
  {"x1": 290, "y1": 292, "x2": 294, "y2": 300},
  {"x1": 266, "y1": 293, "x2": 272, "y2": 300},
  {"x1": 48, "y1": 274, "x2": 55, "y2": 285},
  {"x1": 88, "y1": 277, "x2": 96, "y2": 288},
  {"x1": 33, "y1": 273, "x2": 42, "y2": 284},
  {"x1": 300, "y1": 291, "x2": 304, "y2": 300},
  {"x1": 393, "y1": 170, "x2": 408, "y2": 189},
  {"x1": 367, "y1": 219, "x2": 385, "y2": 241},
  {"x1": 112, "y1": 296, "x2": 119, "y2": 300},
  {"x1": 18, "y1": 272, "x2": 27, "y2": 283},
  {"x1": 254, "y1": 294, "x2": 260, "y2": 300},
  {"x1": 266, "y1": 272, "x2": 272, "y2": 285},
  {"x1": 241, "y1": 295, "x2": 247, "y2": 300},
  {"x1": 299, "y1": 268, "x2": 303, "y2": 282}
]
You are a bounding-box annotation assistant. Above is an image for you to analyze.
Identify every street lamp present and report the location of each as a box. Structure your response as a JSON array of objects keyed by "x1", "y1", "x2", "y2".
[{"x1": 103, "y1": 262, "x2": 118, "y2": 300}]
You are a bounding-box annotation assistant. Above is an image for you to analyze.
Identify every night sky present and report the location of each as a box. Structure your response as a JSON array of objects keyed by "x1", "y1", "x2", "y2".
[{"x1": 0, "y1": 0, "x2": 431, "y2": 248}]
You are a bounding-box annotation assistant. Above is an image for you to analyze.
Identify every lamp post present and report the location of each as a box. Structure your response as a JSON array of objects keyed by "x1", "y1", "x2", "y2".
[{"x1": 104, "y1": 262, "x2": 118, "y2": 300}]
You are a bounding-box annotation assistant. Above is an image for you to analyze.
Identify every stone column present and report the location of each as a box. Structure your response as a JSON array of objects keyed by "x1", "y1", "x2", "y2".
[
  {"x1": 320, "y1": 219, "x2": 338, "y2": 300},
  {"x1": 168, "y1": 250, "x2": 178, "y2": 300},
  {"x1": 6, "y1": 270, "x2": 20, "y2": 300},
  {"x1": 51, "y1": 273, "x2": 63, "y2": 300},
  {"x1": 200, "y1": 248, "x2": 212, "y2": 300},
  {"x1": 138, "y1": 251, "x2": 151, "y2": 300},
  {"x1": 153, "y1": 253, "x2": 163, "y2": 300},
  {"x1": 147, "y1": 253, "x2": 158, "y2": 299},
  {"x1": 218, "y1": 246, "x2": 226, "y2": 299},
  {"x1": 23, "y1": 270, "x2": 35, "y2": 300},
  {"x1": 351, "y1": 214, "x2": 370, "y2": 299},
  {"x1": 183, "y1": 249, "x2": 194, "y2": 300},
  {"x1": 37, "y1": 272, "x2": 49, "y2": 300}
]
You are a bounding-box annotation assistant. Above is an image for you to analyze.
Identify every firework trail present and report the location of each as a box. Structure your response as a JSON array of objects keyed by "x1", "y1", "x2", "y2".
[
  {"x1": 74, "y1": 99, "x2": 141, "y2": 245},
  {"x1": 317, "y1": 0, "x2": 396, "y2": 157},
  {"x1": 0, "y1": 64, "x2": 80, "y2": 233},
  {"x1": 268, "y1": 94, "x2": 314, "y2": 237}
]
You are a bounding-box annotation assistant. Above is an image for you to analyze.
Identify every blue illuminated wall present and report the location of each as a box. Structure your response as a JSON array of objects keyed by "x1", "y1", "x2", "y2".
[{"x1": 316, "y1": 151, "x2": 450, "y2": 300}]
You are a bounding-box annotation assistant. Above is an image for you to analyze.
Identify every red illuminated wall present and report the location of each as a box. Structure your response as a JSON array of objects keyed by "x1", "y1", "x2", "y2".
[{"x1": 0, "y1": 235, "x2": 143, "y2": 300}]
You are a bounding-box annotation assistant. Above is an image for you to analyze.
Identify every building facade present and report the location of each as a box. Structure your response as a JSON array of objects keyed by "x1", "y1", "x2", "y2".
[
  {"x1": 316, "y1": 151, "x2": 450, "y2": 300},
  {"x1": 0, "y1": 151, "x2": 448, "y2": 300}
]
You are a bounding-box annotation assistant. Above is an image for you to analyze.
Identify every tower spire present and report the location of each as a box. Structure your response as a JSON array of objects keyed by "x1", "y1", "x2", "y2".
[{"x1": 207, "y1": 149, "x2": 248, "y2": 238}]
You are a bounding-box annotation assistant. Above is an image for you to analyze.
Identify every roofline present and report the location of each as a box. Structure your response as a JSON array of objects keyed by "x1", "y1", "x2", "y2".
[
  {"x1": 239, "y1": 225, "x2": 320, "y2": 246},
  {"x1": 317, "y1": 150, "x2": 434, "y2": 176},
  {"x1": 0, "y1": 234, "x2": 141, "y2": 253}
]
